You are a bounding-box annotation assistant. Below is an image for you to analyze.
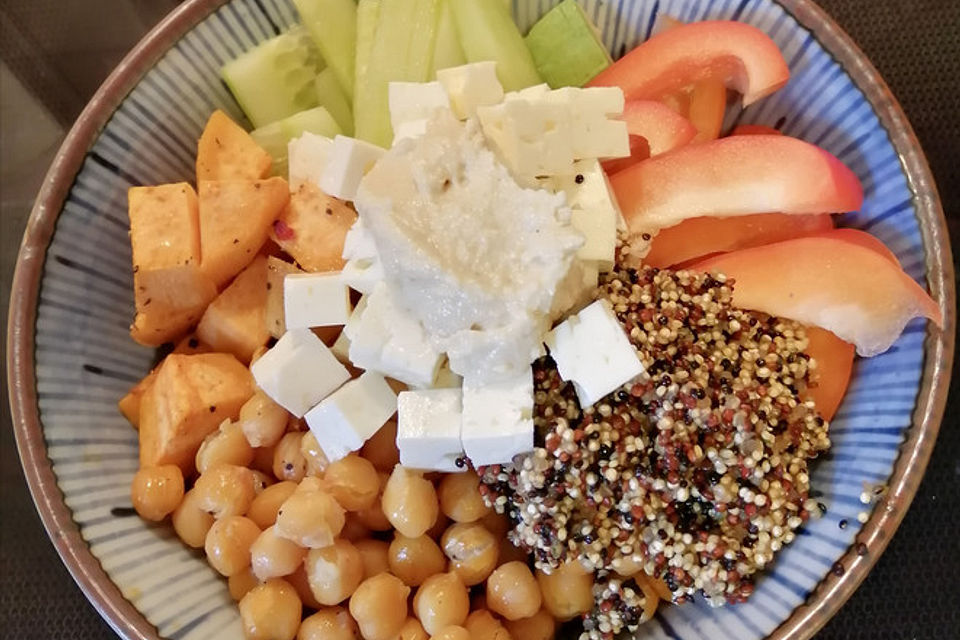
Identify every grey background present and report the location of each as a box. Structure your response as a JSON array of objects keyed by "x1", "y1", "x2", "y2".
[{"x1": 1, "y1": 1, "x2": 957, "y2": 638}]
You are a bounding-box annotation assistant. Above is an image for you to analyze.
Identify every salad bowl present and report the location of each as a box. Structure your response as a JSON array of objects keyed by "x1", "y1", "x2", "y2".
[{"x1": 7, "y1": 0, "x2": 954, "y2": 639}]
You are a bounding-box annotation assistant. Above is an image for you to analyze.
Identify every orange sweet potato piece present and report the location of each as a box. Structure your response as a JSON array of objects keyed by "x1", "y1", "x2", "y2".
[
  {"x1": 196, "y1": 255, "x2": 270, "y2": 363},
  {"x1": 196, "y1": 110, "x2": 272, "y2": 181},
  {"x1": 269, "y1": 182, "x2": 357, "y2": 273},
  {"x1": 265, "y1": 256, "x2": 305, "y2": 339}
]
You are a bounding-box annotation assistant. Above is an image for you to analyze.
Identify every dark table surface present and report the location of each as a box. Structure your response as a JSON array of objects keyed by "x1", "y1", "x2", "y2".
[{"x1": 1, "y1": 1, "x2": 958, "y2": 638}]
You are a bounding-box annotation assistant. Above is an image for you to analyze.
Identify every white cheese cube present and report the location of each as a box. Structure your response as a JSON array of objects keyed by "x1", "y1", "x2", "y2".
[
  {"x1": 392, "y1": 119, "x2": 429, "y2": 144},
  {"x1": 330, "y1": 328, "x2": 351, "y2": 364},
  {"x1": 396, "y1": 388, "x2": 464, "y2": 471},
  {"x1": 342, "y1": 257, "x2": 384, "y2": 295},
  {"x1": 347, "y1": 283, "x2": 442, "y2": 388},
  {"x1": 305, "y1": 370, "x2": 398, "y2": 462},
  {"x1": 545, "y1": 300, "x2": 644, "y2": 408},
  {"x1": 436, "y1": 62, "x2": 504, "y2": 119},
  {"x1": 552, "y1": 159, "x2": 621, "y2": 271},
  {"x1": 288, "y1": 132, "x2": 333, "y2": 191},
  {"x1": 318, "y1": 135, "x2": 385, "y2": 201},
  {"x1": 547, "y1": 87, "x2": 629, "y2": 159},
  {"x1": 283, "y1": 272, "x2": 352, "y2": 329},
  {"x1": 477, "y1": 99, "x2": 574, "y2": 177},
  {"x1": 503, "y1": 83, "x2": 551, "y2": 102},
  {"x1": 342, "y1": 219, "x2": 378, "y2": 261},
  {"x1": 388, "y1": 81, "x2": 452, "y2": 132},
  {"x1": 251, "y1": 329, "x2": 351, "y2": 417},
  {"x1": 461, "y1": 370, "x2": 534, "y2": 466}
]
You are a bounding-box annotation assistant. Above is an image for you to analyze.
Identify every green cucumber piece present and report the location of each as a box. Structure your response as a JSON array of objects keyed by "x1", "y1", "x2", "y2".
[
  {"x1": 221, "y1": 26, "x2": 323, "y2": 128},
  {"x1": 315, "y1": 67, "x2": 354, "y2": 135},
  {"x1": 354, "y1": 0, "x2": 442, "y2": 147},
  {"x1": 449, "y1": 0, "x2": 541, "y2": 92},
  {"x1": 355, "y1": 0, "x2": 382, "y2": 88},
  {"x1": 432, "y1": 0, "x2": 466, "y2": 74},
  {"x1": 293, "y1": 0, "x2": 357, "y2": 99},
  {"x1": 525, "y1": 0, "x2": 612, "y2": 88},
  {"x1": 250, "y1": 106, "x2": 342, "y2": 176}
]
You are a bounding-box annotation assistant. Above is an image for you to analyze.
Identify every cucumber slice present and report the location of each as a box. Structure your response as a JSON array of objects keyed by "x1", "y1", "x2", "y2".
[
  {"x1": 354, "y1": 0, "x2": 442, "y2": 147},
  {"x1": 432, "y1": 0, "x2": 466, "y2": 74},
  {"x1": 293, "y1": 0, "x2": 357, "y2": 99},
  {"x1": 355, "y1": 0, "x2": 382, "y2": 88},
  {"x1": 221, "y1": 26, "x2": 323, "y2": 128},
  {"x1": 250, "y1": 106, "x2": 342, "y2": 176},
  {"x1": 315, "y1": 68, "x2": 355, "y2": 135},
  {"x1": 450, "y1": 0, "x2": 541, "y2": 92},
  {"x1": 525, "y1": 0, "x2": 612, "y2": 88}
]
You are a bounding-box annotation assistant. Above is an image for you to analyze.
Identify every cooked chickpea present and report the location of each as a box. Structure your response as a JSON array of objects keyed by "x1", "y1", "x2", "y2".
[
  {"x1": 324, "y1": 455, "x2": 380, "y2": 511},
  {"x1": 438, "y1": 472, "x2": 490, "y2": 523},
  {"x1": 382, "y1": 466, "x2": 439, "y2": 538},
  {"x1": 430, "y1": 626, "x2": 471, "y2": 640},
  {"x1": 205, "y1": 515, "x2": 261, "y2": 577},
  {"x1": 399, "y1": 617, "x2": 429, "y2": 640},
  {"x1": 535, "y1": 560, "x2": 593, "y2": 621},
  {"x1": 414, "y1": 572, "x2": 470, "y2": 635},
  {"x1": 228, "y1": 567, "x2": 260, "y2": 602},
  {"x1": 354, "y1": 472, "x2": 392, "y2": 531},
  {"x1": 287, "y1": 565, "x2": 323, "y2": 610},
  {"x1": 251, "y1": 470, "x2": 273, "y2": 494},
  {"x1": 240, "y1": 389, "x2": 289, "y2": 448},
  {"x1": 359, "y1": 420, "x2": 400, "y2": 472},
  {"x1": 646, "y1": 574, "x2": 672, "y2": 601},
  {"x1": 193, "y1": 463, "x2": 256, "y2": 519},
  {"x1": 298, "y1": 607, "x2": 359, "y2": 640},
  {"x1": 300, "y1": 431, "x2": 330, "y2": 477},
  {"x1": 480, "y1": 512, "x2": 510, "y2": 539},
  {"x1": 340, "y1": 513, "x2": 372, "y2": 541},
  {"x1": 486, "y1": 562, "x2": 541, "y2": 621},
  {"x1": 354, "y1": 539, "x2": 390, "y2": 579},
  {"x1": 274, "y1": 432, "x2": 307, "y2": 482},
  {"x1": 130, "y1": 465, "x2": 184, "y2": 521},
  {"x1": 171, "y1": 488, "x2": 215, "y2": 548},
  {"x1": 464, "y1": 611, "x2": 512, "y2": 640},
  {"x1": 503, "y1": 609, "x2": 556, "y2": 640},
  {"x1": 304, "y1": 538, "x2": 364, "y2": 606},
  {"x1": 441, "y1": 522, "x2": 498, "y2": 586},
  {"x1": 196, "y1": 419, "x2": 254, "y2": 474},
  {"x1": 498, "y1": 538, "x2": 528, "y2": 566},
  {"x1": 348, "y1": 573, "x2": 410, "y2": 640},
  {"x1": 248, "y1": 481, "x2": 298, "y2": 529},
  {"x1": 251, "y1": 525, "x2": 308, "y2": 581},
  {"x1": 388, "y1": 533, "x2": 446, "y2": 587},
  {"x1": 239, "y1": 578, "x2": 302, "y2": 640},
  {"x1": 275, "y1": 486, "x2": 345, "y2": 548}
]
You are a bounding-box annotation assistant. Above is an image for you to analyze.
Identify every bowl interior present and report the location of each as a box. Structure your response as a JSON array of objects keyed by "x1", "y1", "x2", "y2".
[{"x1": 24, "y1": 0, "x2": 944, "y2": 639}]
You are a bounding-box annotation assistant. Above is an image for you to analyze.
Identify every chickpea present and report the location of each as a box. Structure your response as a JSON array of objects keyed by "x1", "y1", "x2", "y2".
[
  {"x1": 388, "y1": 533, "x2": 446, "y2": 587},
  {"x1": 441, "y1": 522, "x2": 498, "y2": 586},
  {"x1": 228, "y1": 567, "x2": 260, "y2": 602},
  {"x1": 360, "y1": 420, "x2": 400, "y2": 472},
  {"x1": 248, "y1": 481, "x2": 298, "y2": 529},
  {"x1": 297, "y1": 476, "x2": 324, "y2": 494},
  {"x1": 193, "y1": 463, "x2": 256, "y2": 519},
  {"x1": 535, "y1": 560, "x2": 593, "y2": 621},
  {"x1": 298, "y1": 607, "x2": 359, "y2": 640},
  {"x1": 300, "y1": 431, "x2": 330, "y2": 477},
  {"x1": 251, "y1": 470, "x2": 273, "y2": 494},
  {"x1": 171, "y1": 488, "x2": 215, "y2": 548},
  {"x1": 354, "y1": 539, "x2": 390, "y2": 579},
  {"x1": 196, "y1": 419, "x2": 254, "y2": 474},
  {"x1": 645, "y1": 574, "x2": 672, "y2": 601},
  {"x1": 399, "y1": 617, "x2": 429, "y2": 640},
  {"x1": 414, "y1": 572, "x2": 470, "y2": 635},
  {"x1": 251, "y1": 525, "x2": 308, "y2": 581},
  {"x1": 323, "y1": 455, "x2": 380, "y2": 511},
  {"x1": 240, "y1": 389, "x2": 289, "y2": 448},
  {"x1": 503, "y1": 609, "x2": 556, "y2": 640},
  {"x1": 205, "y1": 515, "x2": 261, "y2": 577},
  {"x1": 251, "y1": 444, "x2": 278, "y2": 476},
  {"x1": 438, "y1": 472, "x2": 490, "y2": 523},
  {"x1": 480, "y1": 512, "x2": 510, "y2": 539},
  {"x1": 274, "y1": 432, "x2": 308, "y2": 482},
  {"x1": 464, "y1": 610, "x2": 512, "y2": 640},
  {"x1": 498, "y1": 538, "x2": 528, "y2": 566},
  {"x1": 239, "y1": 578, "x2": 302, "y2": 640},
  {"x1": 354, "y1": 472, "x2": 392, "y2": 531},
  {"x1": 431, "y1": 627, "x2": 471, "y2": 640},
  {"x1": 382, "y1": 466, "x2": 439, "y2": 538},
  {"x1": 287, "y1": 565, "x2": 323, "y2": 610},
  {"x1": 340, "y1": 513, "x2": 372, "y2": 542},
  {"x1": 348, "y1": 573, "x2": 410, "y2": 640},
  {"x1": 486, "y1": 562, "x2": 541, "y2": 621},
  {"x1": 275, "y1": 486, "x2": 345, "y2": 548},
  {"x1": 304, "y1": 538, "x2": 364, "y2": 606},
  {"x1": 130, "y1": 465, "x2": 184, "y2": 521}
]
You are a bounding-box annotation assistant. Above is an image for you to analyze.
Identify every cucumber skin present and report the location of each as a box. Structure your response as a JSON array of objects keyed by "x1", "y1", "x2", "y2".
[
  {"x1": 450, "y1": 0, "x2": 542, "y2": 92},
  {"x1": 355, "y1": 0, "x2": 381, "y2": 89},
  {"x1": 315, "y1": 68, "x2": 355, "y2": 136},
  {"x1": 525, "y1": 0, "x2": 613, "y2": 88},
  {"x1": 294, "y1": 0, "x2": 358, "y2": 99}
]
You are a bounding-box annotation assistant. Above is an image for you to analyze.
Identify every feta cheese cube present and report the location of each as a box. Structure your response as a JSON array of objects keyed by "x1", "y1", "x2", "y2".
[
  {"x1": 330, "y1": 328, "x2": 351, "y2": 364},
  {"x1": 341, "y1": 219, "x2": 384, "y2": 294},
  {"x1": 342, "y1": 219, "x2": 378, "y2": 261},
  {"x1": 392, "y1": 119, "x2": 429, "y2": 144},
  {"x1": 283, "y1": 272, "x2": 352, "y2": 329},
  {"x1": 461, "y1": 370, "x2": 534, "y2": 466},
  {"x1": 347, "y1": 283, "x2": 443, "y2": 388},
  {"x1": 436, "y1": 62, "x2": 504, "y2": 119},
  {"x1": 305, "y1": 370, "x2": 398, "y2": 461},
  {"x1": 251, "y1": 329, "x2": 351, "y2": 417},
  {"x1": 396, "y1": 388, "x2": 464, "y2": 471},
  {"x1": 547, "y1": 87, "x2": 629, "y2": 159},
  {"x1": 545, "y1": 300, "x2": 644, "y2": 408},
  {"x1": 288, "y1": 132, "x2": 333, "y2": 191},
  {"x1": 477, "y1": 99, "x2": 574, "y2": 177},
  {"x1": 503, "y1": 83, "x2": 551, "y2": 102},
  {"x1": 319, "y1": 135, "x2": 385, "y2": 202},
  {"x1": 552, "y1": 159, "x2": 621, "y2": 271},
  {"x1": 388, "y1": 81, "x2": 452, "y2": 132}
]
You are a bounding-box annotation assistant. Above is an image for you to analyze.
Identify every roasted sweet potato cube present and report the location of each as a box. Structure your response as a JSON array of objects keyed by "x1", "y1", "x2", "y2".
[
  {"x1": 197, "y1": 255, "x2": 270, "y2": 363},
  {"x1": 269, "y1": 182, "x2": 356, "y2": 272},
  {"x1": 196, "y1": 110, "x2": 272, "y2": 181},
  {"x1": 265, "y1": 256, "x2": 304, "y2": 339}
]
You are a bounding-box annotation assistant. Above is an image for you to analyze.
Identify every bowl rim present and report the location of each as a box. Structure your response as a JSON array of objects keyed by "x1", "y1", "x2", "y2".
[{"x1": 5, "y1": 1, "x2": 955, "y2": 639}]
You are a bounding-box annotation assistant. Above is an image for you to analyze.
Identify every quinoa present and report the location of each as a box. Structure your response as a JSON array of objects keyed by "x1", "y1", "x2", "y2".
[{"x1": 477, "y1": 263, "x2": 831, "y2": 640}]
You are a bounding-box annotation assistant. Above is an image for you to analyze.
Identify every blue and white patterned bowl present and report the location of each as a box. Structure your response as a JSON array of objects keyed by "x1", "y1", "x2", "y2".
[{"x1": 7, "y1": 1, "x2": 954, "y2": 639}]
